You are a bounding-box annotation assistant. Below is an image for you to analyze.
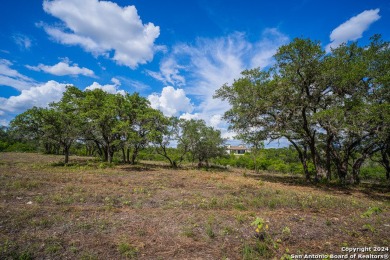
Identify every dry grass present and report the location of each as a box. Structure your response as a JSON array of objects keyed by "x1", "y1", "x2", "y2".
[{"x1": 0, "y1": 152, "x2": 389, "y2": 259}]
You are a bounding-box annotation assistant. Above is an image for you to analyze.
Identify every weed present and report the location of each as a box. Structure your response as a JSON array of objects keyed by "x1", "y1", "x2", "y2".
[
  {"x1": 282, "y1": 226, "x2": 291, "y2": 239},
  {"x1": 221, "y1": 226, "x2": 233, "y2": 235},
  {"x1": 251, "y1": 217, "x2": 268, "y2": 235},
  {"x1": 34, "y1": 195, "x2": 44, "y2": 203},
  {"x1": 235, "y1": 213, "x2": 247, "y2": 224},
  {"x1": 268, "y1": 198, "x2": 278, "y2": 209},
  {"x1": 12, "y1": 179, "x2": 40, "y2": 190},
  {"x1": 52, "y1": 194, "x2": 74, "y2": 205},
  {"x1": 242, "y1": 241, "x2": 273, "y2": 259},
  {"x1": 182, "y1": 226, "x2": 196, "y2": 238},
  {"x1": 205, "y1": 215, "x2": 216, "y2": 239},
  {"x1": 362, "y1": 224, "x2": 376, "y2": 233},
  {"x1": 30, "y1": 218, "x2": 52, "y2": 228},
  {"x1": 117, "y1": 242, "x2": 138, "y2": 258},
  {"x1": 15, "y1": 250, "x2": 33, "y2": 260},
  {"x1": 98, "y1": 162, "x2": 115, "y2": 169},
  {"x1": 206, "y1": 224, "x2": 215, "y2": 238},
  {"x1": 80, "y1": 252, "x2": 98, "y2": 260},
  {"x1": 234, "y1": 202, "x2": 247, "y2": 211},
  {"x1": 361, "y1": 206, "x2": 382, "y2": 218},
  {"x1": 45, "y1": 242, "x2": 61, "y2": 254},
  {"x1": 281, "y1": 252, "x2": 293, "y2": 260}
]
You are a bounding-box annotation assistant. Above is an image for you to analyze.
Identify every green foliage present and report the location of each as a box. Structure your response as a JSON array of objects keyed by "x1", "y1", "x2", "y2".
[
  {"x1": 251, "y1": 217, "x2": 267, "y2": 234},
  {"x1": 4, "y1": 142, "x2": 37, "y2": 152},
  {"x1": 214, "y1": 146, "x2": 304, "y2": 174},
  {"x1": 117, "y1": 242, "x2": 138, "y2": 258},
  {"x1": 215, "y1": 35, "x2": 390, "y2": 184},
  {"x1": 361, "y1": 206, "x2": 382, "y2": 218}
]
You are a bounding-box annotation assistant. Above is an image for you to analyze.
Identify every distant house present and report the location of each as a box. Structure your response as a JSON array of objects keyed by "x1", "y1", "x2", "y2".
[{"x1": 226, "y1": 145, "x2": 250, "y2": 155}]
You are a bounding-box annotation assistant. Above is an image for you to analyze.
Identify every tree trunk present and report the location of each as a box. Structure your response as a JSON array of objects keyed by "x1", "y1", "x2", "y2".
[
  {"x1": 172, "y1": 161, "x2": 178, "y2": 169},
  {"x1": 107, "y1": 144, "x2": 112, "y2": 163},
  {"x1": 64, "y1": 145, "x2": 70, "y2": 164},
  {"x1": 198, "y1": 160, "x2": 203, "y2": 168},
  {"x1": 288, "y1": 138, "x2": 310, "y2": 181},
  {"x1": 352, "y1": 158, "x2": 365, "y2": 184},
  {"x1": 121, "y1": 148, "x2": 126, "y2": 163},
  {"x1": 338, "y1": 160, "x2": 348, "y2": 184},
  {"x1": 126, "y1": 148, "x2": 131, "y2": 164},
  {"x1": 325, "y1": 134, "x2": 334, "y2": 181},
  {"x1": 131, "y1": 148, "x2": 138, "y2": 164},
  {"x1": 381, "y1": 148, "x2": 390, "y2": 180}
]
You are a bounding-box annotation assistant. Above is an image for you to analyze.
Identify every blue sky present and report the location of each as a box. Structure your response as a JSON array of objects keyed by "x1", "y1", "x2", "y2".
[{"x1": 0, "y1": 0, "x2": 389, "y2": 145}]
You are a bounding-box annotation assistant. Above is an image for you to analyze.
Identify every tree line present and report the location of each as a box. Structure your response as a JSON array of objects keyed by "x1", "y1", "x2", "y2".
[
  {"x1": 7, "y1": 87, "x2": 226, "y2": 167},
  {"x1": 215, "y1": 35, "x2": 390, "y2": 183},
  {"x1": 2, "y1": 35, "x2": 389, "y2": 184}
]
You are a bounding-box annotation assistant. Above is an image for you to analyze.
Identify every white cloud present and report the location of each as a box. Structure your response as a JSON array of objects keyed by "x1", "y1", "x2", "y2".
[
  {"x1": 12, "y1": 33, "x2": 32, "y2": 50},
  {"x1": 26, "y1": 59, "x2": 95, "y2": 77},
  {"x1": 148, "y1": 86, "x2": 193, "y2": 117},
  {"x1": 209, "y1": 114, "x2": 222, "y2": 128},
  {"x1": 115, "y1": 76, "x2": 150, "y2": 92},
  {"x1": 0, "y1": 80, "x2": 67, "y2": 115},
  {"x1": 41, "y1": 0, "x2": 161, "y2": 68},
  {"x1": 146, "y1": 57, "x2": 186, "y2": 86},
  {"x1": 179, "y1": 113, "x2": 200, "y2": 121},
  {"x1": 0, "y1": 119, "x2": 9, "y2": 126},
  {"x1": 326, "y1": 9, "x2": 381, "y2": 52},
  {"x1": 250, "y1": 28, "x2": 289, "y2": 68},
  {"x1": 0, "y1": 59, "x2": 37, "y2": 91},
  {"x1": 85, "y1": 78, "x2": 125, "y2": 95},
  {"x1": 148, "y1": 29, "x2": 288, "y2": 141}
]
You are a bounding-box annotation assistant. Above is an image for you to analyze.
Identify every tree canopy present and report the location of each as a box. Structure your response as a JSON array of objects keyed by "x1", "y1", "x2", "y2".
[{"x1": 215, "y1": 35, "x2": 390, "y2": 183}]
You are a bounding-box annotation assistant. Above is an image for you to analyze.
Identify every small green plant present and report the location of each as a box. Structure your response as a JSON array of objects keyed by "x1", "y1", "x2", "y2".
[
  {"x1": 242, "y1": 241, "x2": 273, "y2": 259},
  {"x1": 80, "y1": 252, "x2": 98, "y2": 260},
  {"x1": 234, "y1": 202, "x2": 247, "y2": 211},
  {"x1": 117, "y1": 242, "x2": 138, "y2": 258},
  {"x1": 182, "y1": 226, "x2": 195, "y2": 238},
  {"x1": 282, "y1": 226, "x2": 291, "y2": 239},
  {"x1": 235, "y1": 213, "x2": 246, "y2": 224},
  {"x1": 361, "y1": 206, "x2": 382, "y2": 218},
  {"x1": 206, "y1": 224, "x2": 215, "y2": 238},
  {"x1": 16, "y1": 250, "x2": 33, "y2": 260},
  {"x1": 221, "y1": 226, "x2": 233, "y2": 235},
  {"x1": 362, "y1": 224, "x2": 376, "y2": 233},
  {"x1": 205, "y1": 215, "x2": 216, "y2": 239},
  {"x1": 251, "y1": 217, "x2": 268, "y2": 235},
  {"x1": 280, "y1": 253, "x2": 293, "y2": 260}
]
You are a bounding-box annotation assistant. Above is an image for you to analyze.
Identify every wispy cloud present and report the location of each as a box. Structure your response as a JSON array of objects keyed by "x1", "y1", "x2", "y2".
[
  {"x1": 146, "y1": 57, "x2": 186, "y2": 86},
  {"x1": 115, "y1": 76, "x2": 150, "y2": 92},
  {"x1": 326, "y1": 9, "x2": 381, "y2": 52},
  {"x1": 41, "y1": 0, "x2": 162, "y2": 68},
  {"x1": 12, "y1": 33, "x2": 32, "y2": 50},
  {"x1": 148, "y1": 29, "x2": 289, "y2": 139},
  {"x1": 0, "y1": 59, "x2": 37, "y2": 91}
]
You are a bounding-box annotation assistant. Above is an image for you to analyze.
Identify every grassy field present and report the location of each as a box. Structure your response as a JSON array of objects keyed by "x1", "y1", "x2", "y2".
[{"x1": 0, "y1": 152, "x2": 389, "y2": 259}]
